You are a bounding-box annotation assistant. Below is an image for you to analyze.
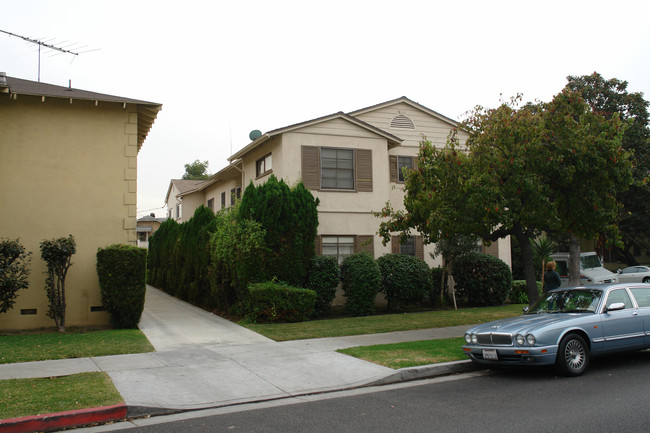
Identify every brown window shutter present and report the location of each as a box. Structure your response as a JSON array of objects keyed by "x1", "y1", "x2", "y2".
[
  {"x1": 483, "y1": 241, "x2": 499, "y2": 258},
  {"x1": 356, "y1": 149, "x2": 373, "y2": 192},
  {"x1": 355, "y1": 235, "x2": 374, "y2": 256},
  {"x1": 416, "y1": 236, "x2": 424, "y2": 260},
  {"x1": 314, "y1": 235, "x2": 321, "y2": 255},
  {"x1": 389, "y1": 155, "x2": 398, "y2": 183},
  {"x1": 391, "y1": 236, "x2": 399, "y2": 254},
  {"x1": 301, "y1": 146, "x2": 320, "y2": 190}
]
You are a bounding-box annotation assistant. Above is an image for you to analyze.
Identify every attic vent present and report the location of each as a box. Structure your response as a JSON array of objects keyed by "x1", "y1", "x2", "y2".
[{"x1": 390, "y1": 114, "x2": 415, "y2": 129}]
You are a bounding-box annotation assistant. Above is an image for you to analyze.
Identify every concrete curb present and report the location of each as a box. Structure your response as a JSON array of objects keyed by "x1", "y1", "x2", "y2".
[
  {"x1": 365, "y1": 359, "x2": 483, "y2": 387},
  {"x1": 0, "y1": 403, "x2": 127, "y2": 433}
]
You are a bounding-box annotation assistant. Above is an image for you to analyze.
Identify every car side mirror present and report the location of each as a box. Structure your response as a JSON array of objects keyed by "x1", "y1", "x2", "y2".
[
  {"x1": 616, "y1": 268, "x2": 622, "y2": 274},
  {"x1": 606, "y1": 302, "x2": 625, "y2": 312}
]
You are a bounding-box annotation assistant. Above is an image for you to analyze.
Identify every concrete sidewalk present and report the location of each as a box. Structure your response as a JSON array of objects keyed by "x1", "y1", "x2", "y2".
[{"x1": 0, "y1": 286, "x2": 478, "y2": 430}]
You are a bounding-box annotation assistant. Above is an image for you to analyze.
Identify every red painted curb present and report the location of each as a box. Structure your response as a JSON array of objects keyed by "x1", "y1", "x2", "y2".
[{"x1": 0, "y1": 403, "x2": 127, "y2": 433}]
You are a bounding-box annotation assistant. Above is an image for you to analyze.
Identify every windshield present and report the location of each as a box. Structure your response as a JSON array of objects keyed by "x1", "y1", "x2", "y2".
[
  {"x1": 580, "y1": 255, "x2": 602, "y2": 269},
  {"x1": 526, "y1": 289, "x2": 603, "y2": 314}
]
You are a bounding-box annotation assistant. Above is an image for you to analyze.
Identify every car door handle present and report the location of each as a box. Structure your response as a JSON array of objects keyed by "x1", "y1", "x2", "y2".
[{"x1": 633, "y1": 312, "x2": 638, "y2": 316}]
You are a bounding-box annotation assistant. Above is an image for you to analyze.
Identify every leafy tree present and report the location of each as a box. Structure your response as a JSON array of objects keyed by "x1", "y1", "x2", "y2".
[
  {"x1": 379, "y1": 90, "x2": 632, "y2": 304},
  {"x1": 566, "y1": 72, "x2": 650, "y2": 265},
  {"x1": 431, "y1": 233, "x2": 480, "y2": 309},
  {"x1": 182, "y1": 159, "x2": 210, "y2": 180},
  {"x1": 542, "y1": 90, "x2": 633, "y2": 285},
  {"x1": 40, "y1": 235, "x2": 76, "y2": 332},
  {"x1": 0, "y1": 238, "x2": 31, "y2": 314}
]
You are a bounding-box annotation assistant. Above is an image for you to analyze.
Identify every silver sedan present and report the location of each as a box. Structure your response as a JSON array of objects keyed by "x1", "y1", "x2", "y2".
[
  {"x1": 617, "y1": 266, "x2": 650, "y2": 283},
  {"x1": 463, "y1": 283, "x2": 650, "y2": 376}
]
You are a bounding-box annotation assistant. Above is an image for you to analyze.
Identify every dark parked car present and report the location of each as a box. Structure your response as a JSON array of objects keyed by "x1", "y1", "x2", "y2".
[{"x1": 463, "y1": 283, "x2": 650, "y2": 376}]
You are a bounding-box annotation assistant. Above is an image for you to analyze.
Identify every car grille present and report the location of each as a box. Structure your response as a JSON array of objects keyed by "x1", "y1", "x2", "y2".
[{"x1": 476, "y1": 333, "x2": 513, "y2": 346}]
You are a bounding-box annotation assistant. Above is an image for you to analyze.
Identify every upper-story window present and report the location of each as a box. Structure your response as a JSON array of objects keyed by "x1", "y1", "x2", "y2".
[
  {"x1": 230, "y1": 186, "x2": 241, "y2": 206},
  {"x1": 390, "y1": 114, "x2": 415, "y2": 129},
  {"x1": 321, "y1": 148, "x2": 354, "y2": 190},
  {"x1": 176, "y1": 203, "x2": 182, "y2": 220},
  {"x1": 256, "y1": 153, "x2": 272, "y2": 178},
  {"x1": 389, "y1": 155, "x2": 415, "y2": 183},
  {"x1": 221, "y1": 192, "x2": 226, "y2": 209}
]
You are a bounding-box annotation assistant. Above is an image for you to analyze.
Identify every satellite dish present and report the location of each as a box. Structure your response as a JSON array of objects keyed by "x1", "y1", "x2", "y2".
[{"x1": 249, "y1": 130, "x2": 262, "y2": 141}]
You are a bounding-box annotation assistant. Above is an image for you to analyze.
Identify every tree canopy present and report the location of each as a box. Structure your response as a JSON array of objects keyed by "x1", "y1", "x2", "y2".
[
  {"x1": 379, "y1": 90, "x2": 633, "y2": 304},
  {"x1": 565, "y1": 72, "x2": 650, "y2": 265},
  {"x1": 182, "y1": 159, "x2": 210, "y2": 180}
]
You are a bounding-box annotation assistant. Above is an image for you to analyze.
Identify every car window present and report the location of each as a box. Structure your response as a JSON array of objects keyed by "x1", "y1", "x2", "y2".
[
  {"x1": 606, "y1": 289, "x2": 633, "y2": 309},
  {"x1": 630, "y1": 287, "x2": 650, "y2": 308},
  {"x1": 621, "y1": 267, "x2": 635, "y2": 274},
  {"x1": 527, "y1": 289, "x2": 601, "y2": 314}
]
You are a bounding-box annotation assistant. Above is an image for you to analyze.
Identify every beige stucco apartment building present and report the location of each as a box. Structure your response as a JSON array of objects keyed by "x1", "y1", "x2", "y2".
[
  {"x1": 0, "y1": 73, "x2": 161, "y2": 330},
  {"x1": 168, "y1": 97, "x2": 512, "y2": 269}
]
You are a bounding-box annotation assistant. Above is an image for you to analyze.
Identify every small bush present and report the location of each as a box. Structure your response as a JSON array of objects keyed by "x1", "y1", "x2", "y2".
[
  {"x1": 377, "y1": 254, "x2": 431, "y2": 310},
  {"x1": 341, "y1": 253, "x2": 381, "y2": 316},
  {"x1": 509, "y1": 280, "x2": 543, "y2": 304},
  {"x1": 453, "y1": 253, "x2": 512, "y2": 307},
  {"x1": 245, "y1": 281, "x2": 316, "y2": 323},
  {"x1": 0, "y1": 238, "x2": 31, "y2": 314},
  {"x1": 96, "y1": 244, "x2": 147, "y2": 329},
  {"x1": 306, "y1": 255, "x2": 339, "y2": 317},
  {"x1": 40, "y1": 235, "x2": 76, "y2": 332}
]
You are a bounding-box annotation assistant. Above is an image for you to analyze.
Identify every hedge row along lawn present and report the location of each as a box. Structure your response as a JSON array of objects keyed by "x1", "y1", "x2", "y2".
[
  {"x1": 242, "y1": 304, "x2": 524, "y2": 341},
  {"x1": 0, "y1": 372, "x2": 122, "y2": 420},
  {"x1": 338, "y1": 337, "x2": 467, "y2": 369},
  {"x1": 0, "y1": 329, "x2": 154, "y2": 364}
]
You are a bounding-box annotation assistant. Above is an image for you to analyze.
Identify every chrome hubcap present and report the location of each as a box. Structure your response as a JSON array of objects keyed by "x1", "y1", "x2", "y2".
[{"x1": 565, "y1": 339, "x2": 585, "y2": 369}]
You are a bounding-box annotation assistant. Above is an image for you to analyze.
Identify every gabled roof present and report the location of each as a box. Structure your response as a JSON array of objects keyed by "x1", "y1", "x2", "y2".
[
  {"x1": 2, "y1": 75, "x2": 162, "y2": 150},
  {"x1": 176, "y1": 163, "x2": 242, "y2": 197},
  {"x1": 228, "y1": 111, "x2": 403, "y2": 162},
  {"x1": 165, "y1": 179, "x2": 207, "y2": 203},
  {"x1": 348, "y1": 96, "x2": 459, "y2": 127}
]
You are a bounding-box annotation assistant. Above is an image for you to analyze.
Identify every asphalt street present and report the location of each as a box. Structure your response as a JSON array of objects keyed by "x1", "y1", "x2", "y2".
[{"x1": 78, "y1": 349, "x2": 650, "y2": 433}]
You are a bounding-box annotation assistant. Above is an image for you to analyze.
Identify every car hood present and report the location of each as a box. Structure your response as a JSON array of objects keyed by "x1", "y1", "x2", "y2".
[
  {"x1": 582, "y1": 267, "x2": 617, "y2": 278},
  {"x1": 466, "y1": 313, "x2": 591, "y2": 335}
]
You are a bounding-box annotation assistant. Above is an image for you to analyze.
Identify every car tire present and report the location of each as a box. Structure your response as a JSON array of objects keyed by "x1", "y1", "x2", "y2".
[
  {"x1": 643, "y1": 277, "x2": 650, "y2": 283},
  {"x1": 556, "y1": 333, "x2": 590, "y2": 377}
]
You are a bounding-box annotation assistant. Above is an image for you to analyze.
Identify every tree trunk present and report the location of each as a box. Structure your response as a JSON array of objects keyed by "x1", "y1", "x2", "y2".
[
  {"x1": 568, "y1": 233, "x2": 581, "y2": 287},
  {"x1": 515, "y1": 227, "x2": 539, "y2": 306}
]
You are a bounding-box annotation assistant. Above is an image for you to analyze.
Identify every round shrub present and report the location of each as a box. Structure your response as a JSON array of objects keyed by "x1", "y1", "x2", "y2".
[
  {"x1": 306, "y1": 255, "x2": 339, "y2": 317},
  {"x1": 453, "y1": 253, "x2": 512, "y2": 307},
  {"x1": 340, "y1": 252, "x2": 381, "y2": 316},
  {"x1": 509, "y1": 280, "x2": 543, "y2": 304},
  {"x1": 377, "y1": 254, "x2": 431, "y2": 310},
  {"x1": 96, "y1": 244, "x2": 147, "y2": 329}
]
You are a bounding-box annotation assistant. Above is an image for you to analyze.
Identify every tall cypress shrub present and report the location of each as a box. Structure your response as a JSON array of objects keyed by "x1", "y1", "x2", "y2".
[{"x1": 238, "y1": 176, "x2": 319, "y2": 286}]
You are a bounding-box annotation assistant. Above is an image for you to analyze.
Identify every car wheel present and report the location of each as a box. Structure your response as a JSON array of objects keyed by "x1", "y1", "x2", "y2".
[
  {"x1": 556, "y1": 333, "x2": 589, "y2": 376},
  {"x1": 643, "y1": 277, "x2": 650, "y2": 283}
]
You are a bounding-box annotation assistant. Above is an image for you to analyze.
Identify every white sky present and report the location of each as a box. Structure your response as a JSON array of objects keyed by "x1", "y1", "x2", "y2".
[{"x1": 3, "y1": 0, "x2": 649, "y2": 218}]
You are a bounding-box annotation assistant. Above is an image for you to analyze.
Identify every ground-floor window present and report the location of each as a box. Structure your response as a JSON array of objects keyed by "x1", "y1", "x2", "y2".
[{"x1": 322, "y1": 236, "x2": 355, "y2": 264}]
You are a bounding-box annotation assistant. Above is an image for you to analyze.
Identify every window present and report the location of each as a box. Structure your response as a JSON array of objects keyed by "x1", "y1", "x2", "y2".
[
  {"x1": 398, "y1": 156, "x2": 413, "y2": 182},
  {"x1": 606, "y1": 289, "x2": 633, "y2": 309},
  {"x1": 322, "y1": 236, "x2": 355, "y2": 264},
  {"x1": 230, "y1": 186, "x2": 241, "y2": 206},
  {"x1": 221, "y1": 192, "x2": 226, "y2": 209},
  {"x1": 389, "y1": 155, "x2": 415, "y2": 183},
  {"x1": 321, "y1": 148, "x2": 354, "y2": 190},
  {"x1": 207, "y1": 198, "x2": 214, "y2": 211},
  {"x1": 391, "y1": 235, "x2": 424, "y2": 259},
  {"x1": 630, "y1": 287, "x2": 650, "y2": 308},
  {"x1": 256, "y1": 153, "x2": 272, "y2": 178},
  {"x1": 302, "y1": 146, "x2": 372, "y2": 192},
  {"x1": 176, "y1": 203, "x2": 182, "y2": 220}
]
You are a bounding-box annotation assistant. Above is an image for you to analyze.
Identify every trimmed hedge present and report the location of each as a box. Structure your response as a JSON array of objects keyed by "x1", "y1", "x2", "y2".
[
  {"x1": 377, "y1": 254, "x2": 431, "y2": 310},
  {"x1": 453, "y1": 253, "x2": 512, "y2": 307},
  {"x1": 509, "y1": 280, "x2": 543, "y2": 304},
  {"x1": 245, "y1": 282, "x2": 316, "y2": 323},
  {"x1": 341, "y1": 252, "x2": 381, "y2": 316},
  {"x1": 306, "y1": 255, "x2": 339, "y2": 317},
  {"x1": 97, "y1": 244, "x2": 147, "y2": 329}
]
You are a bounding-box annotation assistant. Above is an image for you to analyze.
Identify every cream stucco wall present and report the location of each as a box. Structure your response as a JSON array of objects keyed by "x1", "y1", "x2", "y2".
[{"x1": 0, "y1": 96, "x2": 140, "y2": 330}]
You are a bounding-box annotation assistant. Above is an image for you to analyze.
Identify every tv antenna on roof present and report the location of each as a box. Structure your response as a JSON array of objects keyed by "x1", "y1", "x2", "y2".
[{"x1": 0, "y1": 29, "x2": 99, "y2": 82}]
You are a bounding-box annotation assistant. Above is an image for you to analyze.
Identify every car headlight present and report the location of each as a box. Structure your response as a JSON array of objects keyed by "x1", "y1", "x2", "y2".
[
  {"x1": 515, "y1": 334, "x2": 525, "y2": 345},
  {"x1": 465, "y1": 333, "x2": 472, "y2": 344},
  {"x1": 471, "y1": 333, "x2": 478, "y2": 344},
  {"x1": 526, "y1": 334, "x2": 536, "y2": 345}
]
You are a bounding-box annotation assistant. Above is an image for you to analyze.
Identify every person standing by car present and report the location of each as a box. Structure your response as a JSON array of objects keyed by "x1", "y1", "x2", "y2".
[{"x1": 544, "y1": 261, "x2": 562, "y2": 292}]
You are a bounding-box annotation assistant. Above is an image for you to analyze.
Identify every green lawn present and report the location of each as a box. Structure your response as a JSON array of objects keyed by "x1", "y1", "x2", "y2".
[
  {"x1": 0, "y1": 329, "x2": 154, "y2": 364},
  {"x1": 0, "y1": 372, "x2": 123, "y2": 420},
  {"x1": 242, "y1": 304, "x2": 524, "y2": 341},
  {"x1": 338, "y1": 337, "x2": 468, "y2": 369}
]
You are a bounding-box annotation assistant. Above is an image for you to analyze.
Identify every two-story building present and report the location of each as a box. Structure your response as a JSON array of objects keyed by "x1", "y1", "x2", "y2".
[
  {"x1": 0, "y1": 73, "x2": 161, "y2": 330},
  {"x1": 168, "y1": 97, "x2": 511, "y2": 268}
]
